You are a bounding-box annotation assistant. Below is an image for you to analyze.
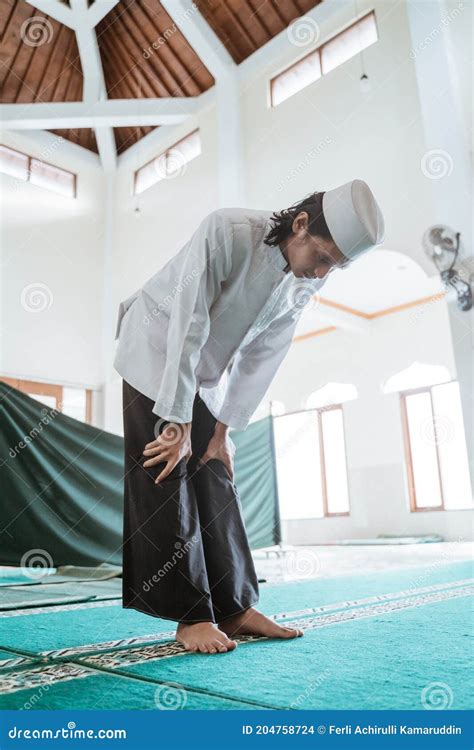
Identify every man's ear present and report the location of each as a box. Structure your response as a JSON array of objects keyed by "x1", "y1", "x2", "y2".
[{"x1": 292, "y1": 211, "x2": 309, "y2": 235}]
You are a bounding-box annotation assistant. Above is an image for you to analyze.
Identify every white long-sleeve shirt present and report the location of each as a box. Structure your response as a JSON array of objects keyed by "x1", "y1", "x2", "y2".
[{"x1": 113, "y1": 207, "x2": 326, "y2": 430}]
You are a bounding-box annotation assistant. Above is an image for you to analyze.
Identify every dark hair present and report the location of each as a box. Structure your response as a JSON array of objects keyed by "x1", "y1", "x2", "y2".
[{"x1": 264, "y1": 191, "x2": 333, "y2": 247}]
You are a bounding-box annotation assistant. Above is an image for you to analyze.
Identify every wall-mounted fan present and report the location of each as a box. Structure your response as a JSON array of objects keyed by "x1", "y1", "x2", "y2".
[{"x1": 422, "y1": 225, "x2": 472, "y2": 311}]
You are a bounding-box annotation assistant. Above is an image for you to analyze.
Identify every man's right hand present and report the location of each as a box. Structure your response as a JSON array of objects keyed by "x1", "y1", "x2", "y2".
[{"x1": 143, "y1": 422, "x2": 192, "y2": 484}]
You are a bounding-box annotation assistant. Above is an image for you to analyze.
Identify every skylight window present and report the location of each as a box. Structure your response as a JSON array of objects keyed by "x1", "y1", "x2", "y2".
[
  {"x1": 270, "y1": 11, "x2": 378, "y2": 106},
  {"x1": 321, "y1": 12, "x2": 378, "y2": 75},
  {"x1": 0, "y1": 144, "x2": 76, "y2": 198},
  {"x1": 134, "y1": 130, "x2": 201, "y2": 195}
]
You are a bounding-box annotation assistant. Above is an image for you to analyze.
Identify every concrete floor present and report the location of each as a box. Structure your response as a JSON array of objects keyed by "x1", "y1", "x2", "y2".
[{"x1": 252, "y1": 541, "x2": 473, "y2": 584}]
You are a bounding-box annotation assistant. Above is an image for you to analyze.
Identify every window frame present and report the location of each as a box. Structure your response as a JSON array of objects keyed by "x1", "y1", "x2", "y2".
[
  {"x1": 270, "y1": 10, "x2": 378, "y2": 107},
  {"x1": 273, "y1": 403, "x2": 351, "y2": 519},
  {"x1": 1, "y1": 377, "x2": 93, "y2": 424},
  {"x1": 400, "y1": 382, "x2": 466, "y2": 513},
  {"x1": 133, "y1": 129, "x2": 201, "y2": 196},
  {"x1": 0, "y1": 144, "x2": 77, "y2": 198},
  {"x1": 318, "y1": 403, "x2": 351, "y2": 518}
]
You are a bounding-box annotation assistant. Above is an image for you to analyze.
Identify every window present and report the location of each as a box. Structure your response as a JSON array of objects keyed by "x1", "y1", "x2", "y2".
[
  {"x1": 29, "y1": 158, "x2": 75, "y2": 198},
  {"x1": 383, "y1": 361, "x2": 451, "y2": 393},
  {"x1": 134, "y1": 130, "x2": 201, "y2": 195},
  {"x1": 271, "y1": 50, "x2": 321, "y2": 107},
  {"x1": 270, "y1": 11, "x2": 378, "y2": 106},
  {"x1": 305, "y1": 382, "x2": 358, "y2": 409},
  {"x1": 0, "y1": 144, "x2": 76, "y2": 198},
  {"x1": 1, "y1": 378, "x2": 93, "y2": 424},
  {"x1": 273, "y1": 405, "x2": 350, "y2": 520},
  {"x1": 0, "y1": 144, "x2": 29, "y2": 180},
  {"x1": 401, "y1": 382, "x2": 472, "y2": 511},
  {"x1": 320, "y1": 11, "x2": 378, "y2": 75}
]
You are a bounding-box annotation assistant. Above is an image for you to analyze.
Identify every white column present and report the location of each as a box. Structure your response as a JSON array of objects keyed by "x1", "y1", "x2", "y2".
[
  {"x1": 159, "y1": 0, "x2": 245, "y2": 207},
  {"x1": 216, "y1": 70, "x2": 246, "y2": 208},
  {"x1": 406, "y1": 0, "x2": 473, "y2": 495},
  {"x1": 406, "y1": 0, "x2": 472, "y2": 245},
  {"x1": 98, "y1": 173, "x2": 117, "y2": 429}
]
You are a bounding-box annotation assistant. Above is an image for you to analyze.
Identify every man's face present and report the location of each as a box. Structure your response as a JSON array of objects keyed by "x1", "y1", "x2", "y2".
[{"x1": 284, "y1": 211, "x2": 350, "y2": 279}]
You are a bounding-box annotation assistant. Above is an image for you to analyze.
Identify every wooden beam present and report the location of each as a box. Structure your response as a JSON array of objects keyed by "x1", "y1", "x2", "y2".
[
  {"x1": 70, "y1": 0, "x2": 105, "y2": 103},
  {"x1": 160, "y1": 1, "x2": 242, "y2": 205},
  {"x1": 69, "y1": 0, "x2": 116, "y2": 170},
  {"x1": 23, "y1": 0, "x2": 75, "y2": 29},
  {"x1": 95, "y1": 126, "x2": 116, "y2": 173},
  {"x1": 0, "y1": 98, "x2": 200, "y2": 129},
  {"x1": 160, "y1": 0, "x2": 235, "y2": 80},
  {"x1": 88, "y1": 0, "x2": 120, "y2": 27}
]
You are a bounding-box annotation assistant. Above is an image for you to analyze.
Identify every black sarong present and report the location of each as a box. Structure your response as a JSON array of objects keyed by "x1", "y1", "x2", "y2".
[{"x1": 121, "y1": 380, "x2": 260, "y2": 624}]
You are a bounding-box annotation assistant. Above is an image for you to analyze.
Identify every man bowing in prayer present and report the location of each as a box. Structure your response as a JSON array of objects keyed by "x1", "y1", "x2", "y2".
[{"x1": 114, "y1": 178, "x2": 385, "y2": 655}]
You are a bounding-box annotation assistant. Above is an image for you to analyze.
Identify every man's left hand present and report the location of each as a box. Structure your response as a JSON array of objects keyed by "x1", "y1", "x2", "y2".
[{"x1": 198, "y1": 428, "x2": 236, "y2": 481}]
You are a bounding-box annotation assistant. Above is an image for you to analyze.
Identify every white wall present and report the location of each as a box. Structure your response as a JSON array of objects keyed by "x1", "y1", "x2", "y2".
[
  {"x1": 442, "y1": 0, "x2": 473, "y2": 148},
  {"x1": 266, "y1": 298, "x2": 473, "y2": 542},
  {"x1": 241, "y1": 0, "x2": 436, "y2": 274},
  {"x1": 1, "y1": 131, "x2": 105, "y2": 390}
]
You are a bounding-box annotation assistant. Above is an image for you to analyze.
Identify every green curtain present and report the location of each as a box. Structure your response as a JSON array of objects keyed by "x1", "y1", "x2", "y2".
[
  {"x1": 230, "y1": 416, "x2": 281, "y2": 549},
  {"x1": 0, "y1": 383, "x2": 280, "y2": 567},
  {"x1": 0, "y1": 382, "x2": 124, "y2": 567}
]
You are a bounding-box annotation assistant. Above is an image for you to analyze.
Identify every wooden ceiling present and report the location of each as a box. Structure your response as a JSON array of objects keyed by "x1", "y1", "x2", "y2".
[
  {"x1": 1, "y1": 0, "x2": 322, "y2": 156},
  {"x1": 1, "y1": 2, "x2": 83, "y2": 104},
  {"x1": 195, "y1": 0, "x2": 324, "y2": 64},
  {"x1": 95, "y1": 0, "x2": 214, "y2": 153}
]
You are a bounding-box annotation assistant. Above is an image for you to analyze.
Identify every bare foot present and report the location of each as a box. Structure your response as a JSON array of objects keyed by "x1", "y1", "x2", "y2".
[
  {"x1": 176, "y1": 621, "x2": 238, "y2": 654},
  {"x1": 218, "y1": 607, "x2": 303, "y2": 640}
]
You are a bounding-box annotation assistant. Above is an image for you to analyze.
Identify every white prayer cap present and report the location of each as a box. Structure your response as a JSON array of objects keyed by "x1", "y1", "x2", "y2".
[{"x1": 322, "y1": 179, "x2": 385, "y2": 261}]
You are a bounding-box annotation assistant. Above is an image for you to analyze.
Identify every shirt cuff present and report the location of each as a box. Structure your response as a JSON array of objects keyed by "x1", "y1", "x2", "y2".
[
  {"x1": 152, "y1": 396, "x2": 194, "y2": 424},
  {"x1": 216, "y1": 403, "x2": 253, "y2": 431}
]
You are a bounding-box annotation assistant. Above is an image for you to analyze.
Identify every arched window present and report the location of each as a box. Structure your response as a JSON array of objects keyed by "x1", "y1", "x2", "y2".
[
  {"x1": 305, "y1": 382, "x2": 358, "y2": 409},
  {"x1": 382, "y1": 361, "x2": 451, "y2": 393}
]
